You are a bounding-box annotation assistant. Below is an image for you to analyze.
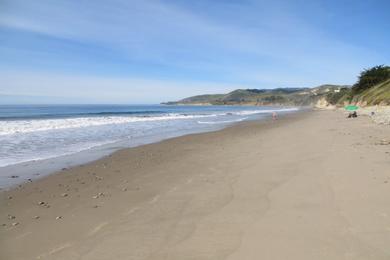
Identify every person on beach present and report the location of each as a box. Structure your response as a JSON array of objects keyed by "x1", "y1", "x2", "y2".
[
  {"x1": 347, "y1": 111, "x2": 357, "y2": 118},
  {"x1": 272, "y1": 112, "x2": 278, "y2": 121}
]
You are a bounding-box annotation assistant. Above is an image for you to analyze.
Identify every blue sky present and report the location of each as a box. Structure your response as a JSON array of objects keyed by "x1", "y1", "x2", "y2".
[{"x1": 0, "y1": 0, "x2": 389, "y2": 104}]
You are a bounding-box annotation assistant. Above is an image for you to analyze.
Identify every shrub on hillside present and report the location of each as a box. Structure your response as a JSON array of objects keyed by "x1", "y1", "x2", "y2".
[
  {"x1": 352, "y1": 65, "x2": 390, "y2": 94},
  {"x1": 326, "y1": 88, "x2": 351, "y2": 104}
]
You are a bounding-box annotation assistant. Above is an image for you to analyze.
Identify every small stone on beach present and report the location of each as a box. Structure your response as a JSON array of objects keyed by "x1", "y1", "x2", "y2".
[
  {"x1": 92, "y1": 192, "x2": 105, "y2": 199},
  {"x1": 377, "y1": 139, "x2": 390, "y2": 145},
  {"x1": 56, "y1": 216, "x2": 63, "y2": 220},
  {"x1": 61, "y1": 193, "x2": 68, "y2": 197},
  {"x1": 33, "y1": 216, "x2": 40, "y2": 219},
  {"x1": 38, "y1": 201, "x2": 50, "y2": 208},
  {"x1": 8, "y1": 215, "x2": 16, "y2": 220},
  {"x1": 12, "y1": 222, "x2": 19, "y2": 226}
]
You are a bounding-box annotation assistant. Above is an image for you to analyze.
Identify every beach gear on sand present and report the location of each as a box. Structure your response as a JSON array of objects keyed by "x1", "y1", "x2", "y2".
[
  {"x1": 347, "y1": 111, "x2": 357, "y2": 118},
  {"x1": 345, "y1": 105, "x2": 359, "y2": 111},
  {"x1": 345, "y1": 105, "x2": 359, "y2": 118}
]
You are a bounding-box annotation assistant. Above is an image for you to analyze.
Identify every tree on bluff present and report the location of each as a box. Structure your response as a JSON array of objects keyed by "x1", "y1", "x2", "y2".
[{"x1": 352, "y1": 65, "x2": 390, "y2": 94}]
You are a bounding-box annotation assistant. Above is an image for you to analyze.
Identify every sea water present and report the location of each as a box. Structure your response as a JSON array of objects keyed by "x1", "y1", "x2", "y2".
[{"x1": 0, "y1": 104, "x2": 298, "y2": 188}]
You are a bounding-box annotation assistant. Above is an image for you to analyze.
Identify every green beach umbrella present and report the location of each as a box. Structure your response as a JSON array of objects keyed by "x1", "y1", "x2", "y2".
[{"x1": 345, "y1": 105, "x2": 359, "y2": 111}]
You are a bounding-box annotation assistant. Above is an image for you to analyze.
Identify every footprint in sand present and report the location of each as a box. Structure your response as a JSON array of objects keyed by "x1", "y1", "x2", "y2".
[
  {"x1": 124, "y1": 207, "x2": 140, "y2": 216},
  {"x1": 168, "y1": 186, "x2": 178, "y2": 193},
  {"x1": 87, "y1": 222, "x2": 109, "y2": 236},
  {"x1": 149, "y1": 195, "x2": 160, "y2": 204},
  {"x1": 36, "y1": 243, "x2": 72, "y2": 259}
]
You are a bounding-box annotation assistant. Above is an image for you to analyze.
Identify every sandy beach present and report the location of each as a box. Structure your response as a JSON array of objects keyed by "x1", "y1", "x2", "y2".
[{"x1": 1, "y1": 110, "x2": 390, "y2": 259}]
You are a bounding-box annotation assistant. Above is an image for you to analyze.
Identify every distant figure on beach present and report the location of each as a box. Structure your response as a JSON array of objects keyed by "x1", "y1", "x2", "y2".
[
  {"x1": 347, "y1": 111, "x2": 358, "y2": 118},
  {"x1": 272, "y1": 112, "x2": 278, "y2": 121}
]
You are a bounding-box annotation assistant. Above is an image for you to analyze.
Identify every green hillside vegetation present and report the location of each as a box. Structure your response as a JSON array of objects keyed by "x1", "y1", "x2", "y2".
[
  {"x1": 326, "y1": 87, "x2": 352, "y2": 105},
  {"x1": 163, "y1": 85, "x2": 348, "y2": 106},
  {"x1": 178, "y1": 94, "x2": 225, "y2": 104},
  {"x1": 351, "y1": 79, "x2": 390, "y2": 105},
  {"x1": 335, "y1": 65, "x2": 390, "y2": 105},
  {"x1": 163, "y1": 65, "x2": 390, "y2": 106},
  {"x1": 352, "y1": 65, "x2": 390, "y2": 94}
]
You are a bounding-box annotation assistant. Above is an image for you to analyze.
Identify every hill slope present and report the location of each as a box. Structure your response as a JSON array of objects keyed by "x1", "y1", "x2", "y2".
[
  {"x1": 352, "y1": 79, "x2": 390, "y2": 105},
  {"x1": 163, "y1": 85, "x2": 349, "y2": 106}
]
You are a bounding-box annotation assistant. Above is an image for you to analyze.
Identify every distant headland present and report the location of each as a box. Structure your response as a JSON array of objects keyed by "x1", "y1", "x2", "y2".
[{"x1": 163, "y1": 65, "x2": 390, "y2": 107}]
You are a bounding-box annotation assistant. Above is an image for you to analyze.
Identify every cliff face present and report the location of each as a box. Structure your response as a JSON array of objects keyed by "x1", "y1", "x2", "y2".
[{"x1": 163, "y1": 85, "x2": 349, "y2": 106}]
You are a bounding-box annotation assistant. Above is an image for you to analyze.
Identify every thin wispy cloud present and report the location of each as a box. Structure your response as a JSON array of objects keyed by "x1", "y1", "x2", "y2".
[{"x1": 0, "y1": 0, "x2": 388, "y2": 103}]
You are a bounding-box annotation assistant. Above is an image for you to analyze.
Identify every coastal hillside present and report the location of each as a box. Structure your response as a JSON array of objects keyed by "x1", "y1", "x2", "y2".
[
  {"x1": 350, "y1": 79, "x2": 390, "y2": 106},
  {"x1": 164, "y1": 65, "x2": 390, "y2": 107},
  {"x1": 330, "y1": 65, "x2": 390, "y2": 106},
  {"x1": 163, "y1": 85, "x2": 349, "y2": 106}
]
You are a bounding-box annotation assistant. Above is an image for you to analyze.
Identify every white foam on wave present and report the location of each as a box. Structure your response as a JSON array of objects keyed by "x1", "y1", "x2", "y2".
[
  {"x1": 198, "y1": 117, "x2": 248, "y2": 124},
  {"x1": 0, "y1": 107, "x2": 298, "y2": 136},
  {"x1": 0, "y1": 139, "x2": 114, "y2": 167},
  {"x1": 233, "y1": 107, "x2": 299, "y2": 116},
  {"x1": 0, "y1": 113, "x2": 215, "y2": 136}
]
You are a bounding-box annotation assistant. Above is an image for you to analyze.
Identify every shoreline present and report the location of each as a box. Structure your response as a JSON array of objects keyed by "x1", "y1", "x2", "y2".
[
  {"x1": 1, "y1": 110, "x2": 390, "y2": 259},
  {"x1": 0, "y1": 108, "x2": 300, "y2": 190}
]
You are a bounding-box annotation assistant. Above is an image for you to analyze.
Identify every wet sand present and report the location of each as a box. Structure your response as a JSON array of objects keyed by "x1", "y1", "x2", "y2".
[{"x1": 1, "y1": 110, "x2": 390, "y2": 259}]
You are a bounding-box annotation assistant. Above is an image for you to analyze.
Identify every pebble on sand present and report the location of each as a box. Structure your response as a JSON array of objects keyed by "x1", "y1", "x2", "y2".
[
  {"x1": 56, "y1": 216, "x2": 63, "y2": 220},
  {"x1": 92, "y1": 192, "x2": 105, "y2": 199},
  {"x1": 38, "y1": 201, "x2": 50, "y2": 208},
  {"x1": 377, "y1": 139, "x2": 390, "y2": 145}
]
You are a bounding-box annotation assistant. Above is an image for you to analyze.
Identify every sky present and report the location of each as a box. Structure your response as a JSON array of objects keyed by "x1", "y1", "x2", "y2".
[{"x1": 0, "y1": 0, "x2": 389, "y2": 104}]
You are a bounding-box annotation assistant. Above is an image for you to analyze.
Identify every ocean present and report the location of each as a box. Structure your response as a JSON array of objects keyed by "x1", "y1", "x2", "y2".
[{"x1": 0, "y1": 104, "x2": 298, "y2": 188}]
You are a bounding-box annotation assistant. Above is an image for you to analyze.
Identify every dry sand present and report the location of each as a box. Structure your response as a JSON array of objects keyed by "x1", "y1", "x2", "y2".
[{"x1": 1, "y1": 110, "x2": 390, "y2": 260}]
